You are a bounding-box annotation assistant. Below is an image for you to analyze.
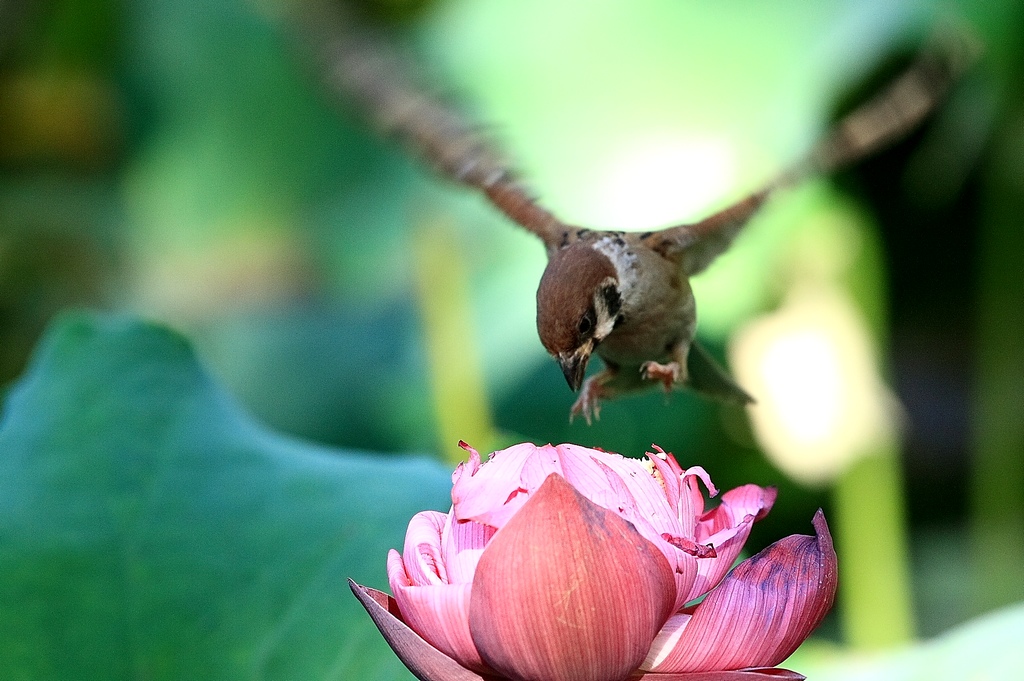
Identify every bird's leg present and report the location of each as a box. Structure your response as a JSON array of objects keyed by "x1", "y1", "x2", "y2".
[
  {"x1": 570, "y1": 367, "x2": 617, "y2": 425},
  {"x1": 640, "y1": 342, "x2": 691, "y2": 393}
]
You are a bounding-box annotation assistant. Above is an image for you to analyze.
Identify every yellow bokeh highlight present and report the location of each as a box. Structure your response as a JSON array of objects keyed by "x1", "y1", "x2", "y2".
[{"x1": 730, "y1": 286, "x2": 898, "y2": 485}]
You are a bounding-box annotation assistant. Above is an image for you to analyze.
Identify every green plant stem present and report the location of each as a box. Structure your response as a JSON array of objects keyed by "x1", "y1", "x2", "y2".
[
  {"x1": 972, "y1": 113, "x2": 1024, "y2": 613},
  {"x1": 833, "y1": 441, "x2": 916, "y2": 648}
]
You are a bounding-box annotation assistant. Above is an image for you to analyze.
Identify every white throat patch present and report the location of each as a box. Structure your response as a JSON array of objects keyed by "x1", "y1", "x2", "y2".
[{"x1": 592, "y1": 276, "x2": 620, "y2": 341}]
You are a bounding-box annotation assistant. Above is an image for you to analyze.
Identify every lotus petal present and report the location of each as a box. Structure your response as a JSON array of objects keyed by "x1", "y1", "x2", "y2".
[
  {"x1": 470, "y1": 473, "x2": 677, "y2": 681},
  {"x1": 643, "y1": 511, "x2": 837, "y2": 673},
  {"x1": 452, "y1": 443, "x2": 670, "y2": 532},
  {"x1": 682, "y1": 485, "x2": 778, "y2": 602},
  {"x1": 442, "y1": 510, "x2": 496, "y2": 584},
  {"x1": 451, "y1": 442, "x2": 546, "y2": 528},
  {"x1": 453, "y1": 443, "x2": 714, "y2": 611},
  {"x1": 630, "y1": 668, "x2": 804, "y2": 680},
  {"x1": 401, "y1": 511, "x2": 451, "y2": 585},
  {"x1": 697, "y1": 485, "x2": 775, "y2": 537},
  {"x1": 388, "y1": 549, "x2": 488, "y2": 671},
  {"x1": 349, "y1": 580, "x2": 494, "y2": 681}
]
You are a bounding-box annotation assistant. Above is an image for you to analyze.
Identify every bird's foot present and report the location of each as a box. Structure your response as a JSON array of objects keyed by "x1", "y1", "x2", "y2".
[
  {"x1": 641, "y1": 361, "x2": 686, "y2": 393},
  {"x1": 570, "y1": 376, "x2": 605, "y2": 425}
]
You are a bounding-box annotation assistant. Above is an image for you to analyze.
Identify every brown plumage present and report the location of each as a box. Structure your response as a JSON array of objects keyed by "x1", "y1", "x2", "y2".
[{"x1": 314, "y1": 13, "x2": 977, "y2": 421}]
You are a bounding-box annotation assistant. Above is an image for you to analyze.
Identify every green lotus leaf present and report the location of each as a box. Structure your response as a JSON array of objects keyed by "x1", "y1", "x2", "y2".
[{"x1": 0, "y1": 313, "x2": 451, "y2": 680}]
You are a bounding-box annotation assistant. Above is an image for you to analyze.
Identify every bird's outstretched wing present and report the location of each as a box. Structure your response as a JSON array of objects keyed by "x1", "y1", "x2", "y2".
[
  {"x1": 310, "y1": 9, "x2": 570, "y2": 251},
  {"x1": 643, "y1": 31, "x2": 979, "y2": 276},
  {"x1": 309, "y1": 5, "x2": 975, "y2": 260}
]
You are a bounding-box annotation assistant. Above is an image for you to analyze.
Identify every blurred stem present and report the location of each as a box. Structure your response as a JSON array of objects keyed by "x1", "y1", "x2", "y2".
[
  {"x1": 833, "y1": 441, "x2": 916, "y2": 648},
  {"x1": 971, "y1": 111, "x2": 1024, "y2": 613},
  {"x1": 413, "y1": 220, "x2": 497, "y2": 466},
  {"x1": 829, "y1": 191, "x2": 915, "y2": 648}
]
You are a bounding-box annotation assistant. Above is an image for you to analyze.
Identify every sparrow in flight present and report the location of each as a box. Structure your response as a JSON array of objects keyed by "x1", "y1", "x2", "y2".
[{"x1": 314, "y1": 12, "x2": 974, "y2": 422}]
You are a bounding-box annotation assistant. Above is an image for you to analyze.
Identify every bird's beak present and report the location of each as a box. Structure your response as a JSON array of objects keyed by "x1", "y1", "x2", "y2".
[{"x1": 558, "y1": 344, "x2": 592, "y2": 392}]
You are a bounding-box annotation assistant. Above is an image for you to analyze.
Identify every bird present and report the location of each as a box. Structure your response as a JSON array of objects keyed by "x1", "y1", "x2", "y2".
[{"x1": 316, "y1": 14, "x2": 975, "y2": 422}]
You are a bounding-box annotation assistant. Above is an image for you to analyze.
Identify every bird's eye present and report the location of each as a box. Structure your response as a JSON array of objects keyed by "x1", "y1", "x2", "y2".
[{"x1": 578, "y1": 313, "x2": 594, "y2": 336}]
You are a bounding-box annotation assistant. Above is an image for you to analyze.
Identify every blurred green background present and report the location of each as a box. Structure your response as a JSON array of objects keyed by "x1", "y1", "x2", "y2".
[{"x1": 1, "y1": 0, "x2": 1022, "y2": 678}]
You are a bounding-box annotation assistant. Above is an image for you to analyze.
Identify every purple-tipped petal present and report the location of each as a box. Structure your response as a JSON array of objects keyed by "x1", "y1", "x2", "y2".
[
  {"x1": 470, "y1": 473, "x2": 677, "y2": 681},
  {"x1": 682, "y1": 486, "x2": 778, "y2": 602},
  {"x1": 630, "y1": 668, "x2": 804, "y2": 680},
  {"x1": 349, "y1": 580, "x2": 494, "y2": 681},
  {"x1": 643, "y1": 511, "x2": 837, "y2": 674}
]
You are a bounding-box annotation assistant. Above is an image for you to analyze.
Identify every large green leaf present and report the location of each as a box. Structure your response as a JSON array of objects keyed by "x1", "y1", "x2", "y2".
[{"x1": 0, "y1": 313, "x2": 452, "y2": 680}]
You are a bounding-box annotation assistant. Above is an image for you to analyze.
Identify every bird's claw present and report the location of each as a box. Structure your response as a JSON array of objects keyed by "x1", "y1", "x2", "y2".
[
  {"x1": 641, "y1": 361, "x2": 685, "y2": 393},
  {"x1": 570, "y1": 376, "x2": 604, "y2": 425}
]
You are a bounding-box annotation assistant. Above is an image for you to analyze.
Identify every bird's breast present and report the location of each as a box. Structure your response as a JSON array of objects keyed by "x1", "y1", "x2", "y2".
[{"x1": 596, "y1": 251, "x2": 696, "y2": 368}]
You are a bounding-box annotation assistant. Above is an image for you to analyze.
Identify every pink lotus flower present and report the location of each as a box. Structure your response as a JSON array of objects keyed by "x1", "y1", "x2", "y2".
[{"x1": 351, "y1": 442, "x2": 837, "y2": 681}]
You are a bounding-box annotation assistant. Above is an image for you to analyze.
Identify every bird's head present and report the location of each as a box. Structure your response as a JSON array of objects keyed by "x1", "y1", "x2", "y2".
[{"x1": 536, "y1": 242, "x2": 622, "y2": 391}]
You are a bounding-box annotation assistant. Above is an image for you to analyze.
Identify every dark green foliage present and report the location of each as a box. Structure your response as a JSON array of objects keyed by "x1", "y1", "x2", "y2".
[{"x1": 0, "y1": 313, "x2": 450, "y2": 680}]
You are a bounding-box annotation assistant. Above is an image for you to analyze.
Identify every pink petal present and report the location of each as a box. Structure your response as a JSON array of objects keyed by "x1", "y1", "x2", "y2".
[
  {"x1": 649, "y1": 465, "x2": 716, "y2": 586},
  {"x1": 647, "y1": 448, "x2": 684, "y2": 513},
  {"x1": 557, "y1": 443, "x2": 655, "y2": 503},
  {"x1": 583, "y1": 447, "x2": 708, "y2": 540},
  {"x1": 587, "y1": 460, "x2": 699, "y2": 611},
  {"x1": 680, "y1": 465, "x2": 718, "y2": 533},
  {"x1": 643, "y1": 511, "x2": 837, "y2": 674},
  {"x1": 401, "y1": 511, "x2": 450, "y2": 585},
  {"x1": 588, "y1": 454, "x2": 679, "y2": 534},
  {"x1": 681, "y1": 520, "x2": 754, "y2": 604},
  {"x1": 697, "y1": 486, "x2": 776, "y2": 539},
  {"x1": 452, "y1": 443, "x2": 720, "y2": 613},
  {"x1": 452, "y1": 442, "x2": 550, "y2": 527},
  {"x1": 388, "y1": 550, "x2": 488, "y2": 672},
  {"x1": 470, "y1": 473, "x2": 677, "y2": 681},
  {"x1": 630, "y1": 668, "x2": 804, "y2": 680},
  {"x1": 453, "y1": 443, "x2": 674, "y2": 533},
  {"x1": 453, "y1": 441, "x2": 483, "y2": 481},
  {"x1": 349, "y1": 580, "x2": 493, "y2": 681},
  {"x1": 682, "y1": 486, "x2": 778, "y2": 602},
  {"x1": 442, "y1": 511, "x2": 496, "y2": 584}
]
